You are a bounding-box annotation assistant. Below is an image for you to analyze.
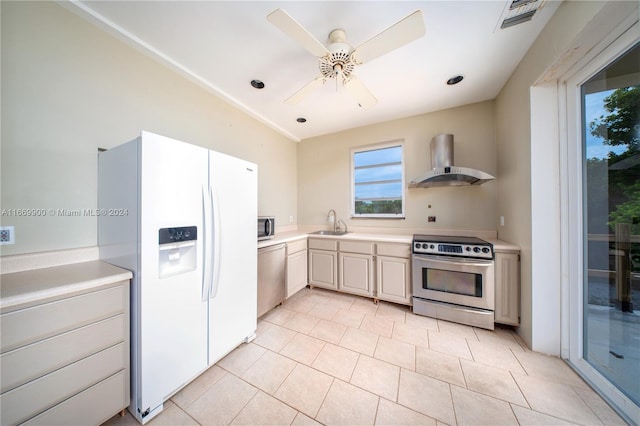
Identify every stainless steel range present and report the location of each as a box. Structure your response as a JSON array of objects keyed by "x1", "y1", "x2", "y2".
[{"x1": 412, "y1": 235, "x2": 495, "y2": 330}]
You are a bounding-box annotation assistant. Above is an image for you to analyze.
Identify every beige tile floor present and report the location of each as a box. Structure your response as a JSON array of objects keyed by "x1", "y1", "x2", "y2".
[{"x1": 104, "y1": 287, "x2": 627, "y2": 426}]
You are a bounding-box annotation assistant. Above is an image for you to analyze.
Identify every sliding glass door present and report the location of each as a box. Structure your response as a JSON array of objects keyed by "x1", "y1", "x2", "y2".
[
  {"x1": 566, "y1": 29, "x2": 639, "y2": 423},
  {"x1": 583, "y1": 39, "x2": 639, "y2": 405}
]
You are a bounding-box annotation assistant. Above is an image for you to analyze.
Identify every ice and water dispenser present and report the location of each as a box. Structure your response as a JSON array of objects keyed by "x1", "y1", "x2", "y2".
[{"x1": 158, "y1": 226, "x2": 197, "y2": 278}]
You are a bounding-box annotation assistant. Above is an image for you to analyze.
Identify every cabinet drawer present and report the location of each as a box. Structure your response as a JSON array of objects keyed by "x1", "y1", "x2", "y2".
[
  {"x1": 376, "y1": 243, "x2": 411, "y2": 258},
  {"x1": 286, "y1": 239, "x2": 307, "y2": 255},
  {"x1": 1, "y1": 285, "x2": 127, "y2": 353},
  {"x1": 308, "y1": 238, "x2": 338, "y2": 251},
  {"x1": 1, "y1": 315, "x2": 126, "y2": 393},
  {"x1": 339, "y1": 241, "x2": 374, "y2": 255},
  {"x1": 22, "y1": 369, "x2": 128, "y2": 426},
  {"x1": 1, "y1": 343, "x2": 127, "y2": 426}
]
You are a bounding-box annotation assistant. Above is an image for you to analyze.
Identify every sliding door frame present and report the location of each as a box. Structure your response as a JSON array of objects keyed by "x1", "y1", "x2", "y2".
[{"x1": 560, "y1": 21, "x2": 640, "y2": 425}]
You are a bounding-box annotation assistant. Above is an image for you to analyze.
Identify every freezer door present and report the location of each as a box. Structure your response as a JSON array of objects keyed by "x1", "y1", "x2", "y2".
[
  {"x1": 138, "y1": 132, "x2": 209, "y2": 419},
  {"x1": 208, "y1": 150, "x2": 258, "y2": 364}
]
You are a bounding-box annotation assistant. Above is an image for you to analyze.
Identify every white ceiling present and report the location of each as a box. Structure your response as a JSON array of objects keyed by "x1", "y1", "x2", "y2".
[{"x1": 67, "y1": 1, "x2": 561, "y2": 141}]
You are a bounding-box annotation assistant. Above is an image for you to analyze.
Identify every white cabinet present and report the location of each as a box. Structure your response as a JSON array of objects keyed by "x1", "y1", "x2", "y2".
[
  {"x1": 376, "y1": 256, "x2": 410, "y2": 302},
  {"x1": 286, "y1": 239, "x2": 308, "y2": 298},
  {"x1": 307, "y1": 238, "x2": 412, "y2": 306},
  {"x1": 375, "y1": 243, "x2": 411, "y2": 305},
  {"x1": 0, "y1": 261, "x2": 131, "y2": 426},
  {"x1": 308, "y1": 238, "x2": 338, "y2": 290},
  {"x1": 338, "y1": 241, "x2": 374, "y2": 297},
  {"x1": 494, "y1": 251, "x2": 520, "y2": 326}
]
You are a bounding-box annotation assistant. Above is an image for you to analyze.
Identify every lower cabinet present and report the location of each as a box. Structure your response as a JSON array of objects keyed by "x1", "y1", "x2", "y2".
[
  {"x1": 308, "y1": 238, "x2": 411, "y2": 305},
  {"x1": 308, "y1": 238, "x2": 339, "y2": 290},
  {"x1": 338, "y1": 241, "x2": 374, "y2": 297},
  {"x1": 286, "y1": 239, "x2": 308, "y2": 298},
  {"x1": 494, "y1": 250, "x2": 520, "y2": 325},
  {"x1": 375, "y1": 243, "x2": 412, "y2": 305},
  {"x1": 376, "y1": 255, "x2": 411, "y2": 304},
  {"x1": 0, "y1": 276, "x2": 130, "y2": 426}
]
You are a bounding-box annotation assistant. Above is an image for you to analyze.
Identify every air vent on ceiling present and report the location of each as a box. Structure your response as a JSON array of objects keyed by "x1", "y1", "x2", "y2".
[{"x1": 497, "y1": 0, "x2": 546, "y2": 30}]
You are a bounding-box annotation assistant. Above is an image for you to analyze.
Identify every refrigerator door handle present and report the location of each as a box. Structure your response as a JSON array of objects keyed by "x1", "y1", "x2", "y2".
[
  {"x1": 202, "y1": 185, "x2": 213, "y2": 302},
  {"x1": 209, "y1": 184, "x2": 222, "y2": 299}
]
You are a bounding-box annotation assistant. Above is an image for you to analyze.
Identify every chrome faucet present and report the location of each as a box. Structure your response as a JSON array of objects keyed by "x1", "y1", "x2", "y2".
[{"x1": 327, "y1": 209, "x2": 337, "y2": 232}]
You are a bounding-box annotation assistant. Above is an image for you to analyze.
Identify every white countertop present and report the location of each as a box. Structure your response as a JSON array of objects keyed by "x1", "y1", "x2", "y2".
[
  {"x1": 258, "y1": 230, "x2": 519, "y2": 252},
  {"x1": 1, "y1": 260, "x2": 132, "y2": 312}
]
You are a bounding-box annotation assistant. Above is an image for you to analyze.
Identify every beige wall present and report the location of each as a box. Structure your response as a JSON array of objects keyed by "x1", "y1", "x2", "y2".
[
  {"x1": 495, "y1": 0, "x2": 609, "y2": 351},
  {"x1": 298, "y1": 101, "x2": 497, "y2": 232},
  {"x1": 0, "y1": 1, "x2": 297, "y2": 255}
]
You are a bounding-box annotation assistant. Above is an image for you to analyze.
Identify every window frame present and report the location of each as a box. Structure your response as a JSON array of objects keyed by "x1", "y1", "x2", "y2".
[{"x1": 350, "y1": 140, "x2": 406, "y2": 219}]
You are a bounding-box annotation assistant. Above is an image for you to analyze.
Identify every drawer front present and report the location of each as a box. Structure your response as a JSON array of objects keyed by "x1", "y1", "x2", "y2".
[
  {"x1": 1, "y1": 343, "x2": 127, "y2": 426},
  {"x1": 286, "y1": 239, "x2": 307, "y2": 255},
  {"x1": 1, "y1": 315, "x2": 126, "y2": 393},
  {"x1": 339, "y1": 241, "x2": 374, "y2": 255},
  {"x1": 1, "y1": 285, "x2": 127, "y2": 353},
  {"x1": 308, "y1": 238, "x2": 338, "y2": 251},
  {"x1": 22, "y1": 370, "x2": 128, "y2": 426},
  {"x1": 376, "y1": 243, "x2": 411, "y2": 258}
]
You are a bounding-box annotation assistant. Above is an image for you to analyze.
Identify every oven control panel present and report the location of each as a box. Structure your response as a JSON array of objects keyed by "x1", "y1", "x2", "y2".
[{"x1": 413, "y1": 241, "x2": 493, "y2": 260}]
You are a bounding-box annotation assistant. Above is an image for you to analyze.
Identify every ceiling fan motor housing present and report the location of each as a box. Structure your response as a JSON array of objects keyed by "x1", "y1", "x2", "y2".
[{"x1": 320, "y1": 29, "x2": 355, "y2": 78}]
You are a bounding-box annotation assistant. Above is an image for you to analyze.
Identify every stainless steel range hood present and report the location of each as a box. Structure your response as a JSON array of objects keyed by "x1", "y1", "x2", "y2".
[{"x1": 409, "y1": 134, "x2": 495, "y2": 188}]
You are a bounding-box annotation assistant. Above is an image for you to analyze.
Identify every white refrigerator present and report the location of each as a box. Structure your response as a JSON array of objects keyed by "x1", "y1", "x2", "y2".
[{"x1": 98, "y1": 131, "x2": 257, "y2": 424}]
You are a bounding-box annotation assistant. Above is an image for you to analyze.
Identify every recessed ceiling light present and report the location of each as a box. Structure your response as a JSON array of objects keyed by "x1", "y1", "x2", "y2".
[
  {"x1": 447, "y1": 75, "x2": 464, "y2": 85},
  {"x1": 250, "y1": 79, "x2": 265, "y2": 89},
  {"x1": 296, "y1": 117, "x2": 307, "y2": 123}
]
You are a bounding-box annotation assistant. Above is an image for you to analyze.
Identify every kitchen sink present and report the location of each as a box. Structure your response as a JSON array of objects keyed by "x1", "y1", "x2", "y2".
[{"x1": 310, "y1": 230, "x2": 349, "y2": 236}]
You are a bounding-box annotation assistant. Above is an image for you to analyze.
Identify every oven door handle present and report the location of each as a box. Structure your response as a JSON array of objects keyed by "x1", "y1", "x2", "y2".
[{"x1": 412, "y1": 254, "x2": 493, "y2": 266}]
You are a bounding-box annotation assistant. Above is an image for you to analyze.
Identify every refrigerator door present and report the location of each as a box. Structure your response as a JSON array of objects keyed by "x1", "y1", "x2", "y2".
[
  {"x1": 207, "y1": 150, "x2": 258, "y2": 364},
  {"x1": 138, "y1": 132, "x2": 209, "y2": 418}
]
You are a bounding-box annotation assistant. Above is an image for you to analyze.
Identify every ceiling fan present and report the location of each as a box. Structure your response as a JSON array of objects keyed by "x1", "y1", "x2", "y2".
[{"x1": 267, "y1": 9, "x2": 426, "y2": 109}]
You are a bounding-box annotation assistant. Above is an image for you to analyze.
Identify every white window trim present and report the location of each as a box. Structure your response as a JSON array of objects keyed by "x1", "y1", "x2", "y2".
[{"x1": 350, "y1": 140, "x2": 406, "y2": 219}]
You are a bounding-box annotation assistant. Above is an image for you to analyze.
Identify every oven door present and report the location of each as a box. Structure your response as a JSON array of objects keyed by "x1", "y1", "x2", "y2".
[{"x1": 412, "y1": 254, "x2": 495, "y2": 311}]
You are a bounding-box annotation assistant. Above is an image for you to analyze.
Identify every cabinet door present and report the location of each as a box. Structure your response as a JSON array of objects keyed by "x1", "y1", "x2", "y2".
[
  {"x1": 494, "y1": 252, "x2": 520, "y2": 325},
  {"x1": 308, "y1": 249, "x2": 337, "y2": 289},
  {"x1": 286, "y1": 250, "x2": 308, "y2": 298},
  {"x1": 376, "y1": 256, "x2": 411, "y2": 305},
  {"x1": 338, "y1": 253, "x2": 373, "y2": 297}
]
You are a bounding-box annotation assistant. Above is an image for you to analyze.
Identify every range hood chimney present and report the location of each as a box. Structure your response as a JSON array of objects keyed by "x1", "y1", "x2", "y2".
[{"x1": 409, "y1": 134, "x2": 495, "y2": 188}]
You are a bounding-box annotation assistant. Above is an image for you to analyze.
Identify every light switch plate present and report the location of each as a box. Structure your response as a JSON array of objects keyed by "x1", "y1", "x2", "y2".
[{"x1": 0, "y1": 226, "x2": 15, "y2": 245}]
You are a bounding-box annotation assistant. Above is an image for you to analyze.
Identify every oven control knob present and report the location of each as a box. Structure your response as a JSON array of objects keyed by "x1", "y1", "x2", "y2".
[
  {"x1": 466, "y1": 247, "x2": 471, "y2": 251},
  {"x1": 473, "y1": 247, "x2": 481, "y2": 253},
  {"x1": 482, "y1": 247, "x2": 490, "y2": 254},
  {"x1": 430, "y1": 244, "x2": 435, "y2": 249}
]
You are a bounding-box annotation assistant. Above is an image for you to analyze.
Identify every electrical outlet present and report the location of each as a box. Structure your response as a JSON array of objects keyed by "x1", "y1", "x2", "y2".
[
  {"x1": 0, "y1": 226, "x2": 15, "y2": 245},
  {"x1": 428, "y1": 216, "x2": 436, "y2": 222},
  {"x1": 289, "y1": 215, "x2": 294, "y2": 223},
  {"x1": 500, "y1": 216, "x2": 505, "y2": 226}
]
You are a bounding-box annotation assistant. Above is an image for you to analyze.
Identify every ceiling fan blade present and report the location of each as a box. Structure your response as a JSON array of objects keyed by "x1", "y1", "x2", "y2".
[
  {"x1": 352, "y1": 10, "x2": 425, "y2": 64},
  {"x1": 343, "y1": 75, "x2": 377, "y2": 110},
  {"x1": 267, "y1": 9, "x2": 330, "y2": 58},
  {"x1": 285, "y1": 76, "x2": 327, "y2": 105}
]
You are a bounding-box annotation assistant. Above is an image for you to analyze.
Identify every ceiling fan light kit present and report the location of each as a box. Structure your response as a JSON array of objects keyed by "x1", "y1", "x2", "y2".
[{"x1": 267, "y1": 8, "x2": 425, "y2": 110}]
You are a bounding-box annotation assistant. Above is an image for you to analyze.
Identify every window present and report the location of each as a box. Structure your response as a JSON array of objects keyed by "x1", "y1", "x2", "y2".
[{"x1": 351, "y1": 141, "x2": 405, "y2": 218}]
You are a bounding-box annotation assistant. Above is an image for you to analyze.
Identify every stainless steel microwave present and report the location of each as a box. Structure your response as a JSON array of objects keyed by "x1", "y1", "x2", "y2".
[{"x1": 258, "y1": 216, "x2": 275, "y2": 241}]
